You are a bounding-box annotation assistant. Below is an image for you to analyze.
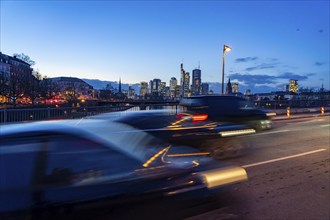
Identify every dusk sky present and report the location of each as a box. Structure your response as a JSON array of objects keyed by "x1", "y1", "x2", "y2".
[{"x1": 1, "y1": 1, "x2": 329, "y2": 93}]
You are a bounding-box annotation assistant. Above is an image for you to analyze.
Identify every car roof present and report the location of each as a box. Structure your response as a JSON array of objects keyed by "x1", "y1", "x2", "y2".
[
  {"x1": 180, "y1": 95, "x2": 246, "y2": 106},
  {"x1": 0, "y1": 119, "x2": 162, "y2": 162},
  {"x1": 89, "y1": 109, "x2": 182, "y2": 120},
  {"x1": 181, "y1": 95, "x2": 244, "y2": 101}
]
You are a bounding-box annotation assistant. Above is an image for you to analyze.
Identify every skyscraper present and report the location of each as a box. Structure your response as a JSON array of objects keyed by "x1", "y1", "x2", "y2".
[
  {"x1": 160, "y1": 81, "x2": 166, "y2": 97},
  {"x1": 169, "y1": 77, "x2": 177, "y2": 98},
  {"x1": 191, "y1": 68, "x2": 201, "y2": 95},
  {"x1": 150, "y1": 78, "x2": 161, "y2": 96},
  {"x1": 289, "y1": 79, "x2": 298, "y2": 94},
  {"x1": 118, "y1": 78, "x2": 122, "y2": 93},
  {"x1": 201, "y1": 83, "x2": 209, "y2": 95},
  {"x1": 175, "y1": 85, "x2": 182, "y2": 98},
  {"x1": 140, "y1": 81, "x2": 148, "y2": 97},
  {"x1": 232, "y1": 82, "x2": 239, "y2": 93},
  {"x1": 180, "y1": 63, "x2": 185, "y2": 97},
  {"x1": 183, "y1": 71, "x2": 190, "y2": 97}
]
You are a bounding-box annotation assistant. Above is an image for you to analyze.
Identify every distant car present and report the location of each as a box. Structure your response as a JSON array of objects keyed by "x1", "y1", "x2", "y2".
[
  {"x1": 91, "y1": 109, "x2": 257, "y2": 159},
  {"x1": 0, "y1": 119, "x2": 247, "y2": 219},
  {"x1": 180, "y1": 95, "x2": 275, "y2": 130}
]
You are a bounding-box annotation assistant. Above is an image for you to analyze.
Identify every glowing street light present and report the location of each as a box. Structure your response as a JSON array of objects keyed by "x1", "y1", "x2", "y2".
[{"x1": 222, "y1": 45, "x2": 232, "y2": 95}]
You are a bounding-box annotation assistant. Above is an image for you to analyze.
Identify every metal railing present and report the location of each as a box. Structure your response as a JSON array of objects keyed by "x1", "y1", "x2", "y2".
[
  {"x1": 1, "y1": 103, "x2": 328, "y2": 124},
  {"x1": 0, "y1": 105, "x2": 136, "y2": 123}
]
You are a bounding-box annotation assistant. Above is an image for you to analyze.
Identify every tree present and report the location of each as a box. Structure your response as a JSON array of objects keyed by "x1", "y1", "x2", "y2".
[
  {"x1": 39, "y1": 77, "x2": 60, "y2": 100},
  {"x1": 23, "y1": 70, "x2": 43, "y2": 105},
  {"x1": 13, "y1": 53, "x2": 36, "y2": 66},
  {"x1": 0, "y1": 71, "x2": 10, "y2": 95},
  {"x1": 65, "y1": 81, "x2": 80, "y2": 103},
  {"x1": 3, "y1": 72, "x2": 25, "y2": 107},
  {"x1": 299, "y1": 87, "x2": 315, "y2": 107}
]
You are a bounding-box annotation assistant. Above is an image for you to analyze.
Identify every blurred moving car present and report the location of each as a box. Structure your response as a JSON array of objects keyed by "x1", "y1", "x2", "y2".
[
  {"x1": 91, "y1": 110, "x2": 257, "y2": 159},
  {"x1": 0, "y1": 120, "x2": 247, "y2": 219},
  {"x1": 180, "y1": 95, "x2": 275, "y2": 131}
]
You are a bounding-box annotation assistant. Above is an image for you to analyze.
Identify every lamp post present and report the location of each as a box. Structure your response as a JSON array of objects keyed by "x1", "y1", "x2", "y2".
[{"x1": 222, "y1": 45, "x2": 232, "y2": 95}]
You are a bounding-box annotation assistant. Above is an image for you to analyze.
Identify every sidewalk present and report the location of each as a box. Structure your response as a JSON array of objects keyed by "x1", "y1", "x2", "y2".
[{"x1": 272, "y1": 112, "x2": 330, "y2": 120}]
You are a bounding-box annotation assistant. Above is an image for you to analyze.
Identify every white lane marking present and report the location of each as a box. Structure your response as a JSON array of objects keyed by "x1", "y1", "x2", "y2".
[
  {"x1": 74, "y1": 118, "x2": 85, "y2": 125},
  {"x1": 320, "y1": 124, "x2": 330, "y2": 127},
  {"x1": 287, "y1": 118, "x2": 325, "y2": 125},
  {"x1": 242, "y1": 149, "x2": 327, "y2": 168},
  {"x1": 252, "y1": 130, "x2": 289, "y2": 136}
]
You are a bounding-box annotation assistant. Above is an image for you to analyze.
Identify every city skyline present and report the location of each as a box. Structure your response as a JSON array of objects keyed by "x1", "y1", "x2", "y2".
[{"x1": 1, "y1": 1, "x2": 329, "y2": 93}]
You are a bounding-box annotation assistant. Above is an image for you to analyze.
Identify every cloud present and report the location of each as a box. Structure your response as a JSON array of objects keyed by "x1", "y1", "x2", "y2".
[
  {"x1": 227, "y1": 72, "x2": 314, "y2": 93},
  {"x1": 230, "y1": 73, "x2": 277, "y2": 84},
  {"x1": 235, "y1": 57, "x2": 258, "y2": 63},
  {"x1": 315, "y1": 62, "x2": 325, "y2": 66},
  {"x1": 277, "y1": 72, "x2": 314, "y2": 81},
  {"x1": 245, "y1": 63, "x2": 277, "y2": 71},
  {"x1": 255, "y1": 83, "x2": 278, "y2": 88}
]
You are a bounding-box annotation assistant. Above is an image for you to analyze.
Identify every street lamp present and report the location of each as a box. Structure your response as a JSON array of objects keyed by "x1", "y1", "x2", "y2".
[{"x1": 222, "y1": 44, "x2": 232, "y2": 95}]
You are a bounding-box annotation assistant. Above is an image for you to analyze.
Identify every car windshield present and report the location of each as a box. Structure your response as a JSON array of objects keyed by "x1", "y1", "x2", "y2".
[
  {"x1": 239, "y1": 100, "x2": 254, "y2": 109},
  {"x1": 59, "y1": 119, "x2": 169, "y2": 163}
]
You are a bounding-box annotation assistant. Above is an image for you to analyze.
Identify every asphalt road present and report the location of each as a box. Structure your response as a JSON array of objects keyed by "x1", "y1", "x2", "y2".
[
  {"x1": 187, "y1": 115, "x2": 330, "y2": 220},
  {"x1": 57, "y1": 115, "x2": 329, "y2": 220}
]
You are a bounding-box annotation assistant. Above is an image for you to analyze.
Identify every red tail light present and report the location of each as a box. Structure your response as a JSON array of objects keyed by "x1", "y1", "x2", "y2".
[
  {"x1": 192, "y1": 114, "x2": 208, "y2": 121},
  {"x1": 176, "y1": 114, "x2": 183, "y2": 119}
]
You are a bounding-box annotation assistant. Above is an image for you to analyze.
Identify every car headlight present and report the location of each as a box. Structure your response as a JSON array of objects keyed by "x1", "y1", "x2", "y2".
[
  {"x1": 198, "y1": 166, "x2": 248, "y2": 188},
  {"x1": 266, "y1": 112, "x2": 276, "y2": 117},
  {"x1": 261, "y1": 120, "x2": 270, "y2": 124}
]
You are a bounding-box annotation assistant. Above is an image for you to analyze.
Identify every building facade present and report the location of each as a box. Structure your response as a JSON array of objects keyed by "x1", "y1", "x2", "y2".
[
  {"x1": 232, "y1": 82, "x2": 239, "y2": 93},
  {"x1": 140, "y1": 81, "x2": 148, "y2": 97},
  {"x1": 191, "y1": 68, "x2": 201, "y2": 95},
  {"x1": 150, "y1": 78, "x2": 161, "y2": 96},
  {"x1": 169, "y1": 77, "x2": 177, "y2": 98},
  {"x1": 201, "y1": 83, "x2": 209, "y2": 95},
  {"x1": 183, "y1": 72, "x2": 190, "y2": 97},
  {"x1": 0, "y1": 52, "x2": 34, "y2": 103},
  {"x1": 289, "y1": 79, "x2": 298, "y2": 94},
  {"x1": 50, "y1": 77, "x2": 94, "y2": 101}
]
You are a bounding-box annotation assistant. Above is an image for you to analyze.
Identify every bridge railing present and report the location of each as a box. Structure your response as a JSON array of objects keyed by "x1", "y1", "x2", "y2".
[{"x1": 0, "y1": 105, "x2": 136, "y2": 124}]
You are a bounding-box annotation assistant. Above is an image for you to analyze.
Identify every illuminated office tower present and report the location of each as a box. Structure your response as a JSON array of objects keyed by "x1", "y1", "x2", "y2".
[
  {"x1": 160, "y1": 81, "x2": 166, "y2": 97},
  {"x1": 128, "y1": 86, "x2": 135, "y2": 98},
  {"x1": 289, "y1": 79, "x2": 298, "y2": 94},
  {"x1": 183, "y1": 71, "x2": 190, "y2": 97},
  {"x1": 150, "y1": 78, "x2": 161, "y2": 96},
  {"x1": 180, "y1": 63, "x2": 185, "y2": 97},
  {"x1": 170, "y1": 77, "x2": 177, "y2": 98},
  {"x1": 191, "y1": 68, "x2": 201, "y2": 95},
  {"x1": 175, "y1": 85, "x2": 182, "y2": 98},
  {"x1": 232, "y1": 82, "x2": 239, "y2": 93},
  {"x1": 140, "y1": 81, "x2": 148, "y2": 97},
  {"x1": 201, "y1": 83, "x2": 209, "y2": 95}
]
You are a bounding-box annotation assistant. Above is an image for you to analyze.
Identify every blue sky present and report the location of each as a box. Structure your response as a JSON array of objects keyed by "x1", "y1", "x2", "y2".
[{"x1": 1, "y1": 1, "x2": 329, "y2": 93}]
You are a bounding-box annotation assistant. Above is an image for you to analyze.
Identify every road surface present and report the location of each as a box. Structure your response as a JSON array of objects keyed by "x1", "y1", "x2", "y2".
[{"x1": 188, "y1": 115, "x2": 330, "y2": 220}]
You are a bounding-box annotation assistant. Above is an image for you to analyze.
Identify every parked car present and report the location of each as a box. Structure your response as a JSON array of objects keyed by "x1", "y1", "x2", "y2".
[
  {"x1": 0, "y1": 119, "x2": 247, "y2": 219},
  {"x1": 91, "y1": 109, "x2": 257, "y2": 159},
  {"x1": 180, "y1": 95, "x2": 275, "y2": 131}
]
